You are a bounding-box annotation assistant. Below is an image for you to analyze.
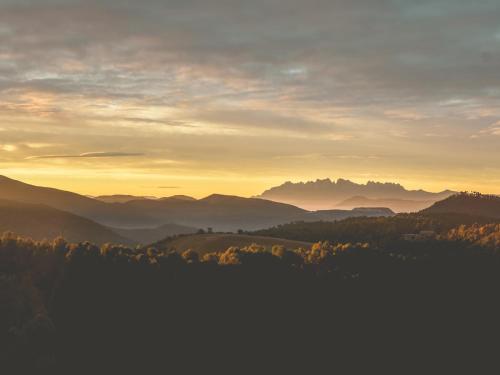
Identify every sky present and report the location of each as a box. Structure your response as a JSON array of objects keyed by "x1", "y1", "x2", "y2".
[{"x1": 0, "y1": 0, "x2": 499, "y2": 197}]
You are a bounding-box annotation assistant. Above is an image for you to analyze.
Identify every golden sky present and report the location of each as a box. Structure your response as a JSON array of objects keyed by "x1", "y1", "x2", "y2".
[{"x1": 1, "y1": 1, "x2": 500, "y2": 198}]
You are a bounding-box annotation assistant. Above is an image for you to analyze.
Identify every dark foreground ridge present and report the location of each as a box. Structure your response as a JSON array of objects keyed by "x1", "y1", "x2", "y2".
[{"x1": 2, "y1": 231, "x2": 500, "y2": 373}]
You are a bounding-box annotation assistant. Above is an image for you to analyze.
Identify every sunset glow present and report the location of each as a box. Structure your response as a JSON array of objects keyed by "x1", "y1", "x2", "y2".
[{"x1": 1, "y1": 1, "x2": 499, "y2": 197}]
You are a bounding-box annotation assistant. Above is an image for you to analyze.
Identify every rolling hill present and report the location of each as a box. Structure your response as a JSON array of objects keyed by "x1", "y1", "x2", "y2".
[
  {"x1": 0, "y1": 176, "x2": 395, "y2": 232},
  {"x1": 154, "y1": 233, "x2": 312, "y2": 255},
  {"x1": 94, "y1": 195, "x2": 156, "y2": 203},
  {"x1": 253, "y1": 211, "x2": 498, "y2": 245},
  {"x1": 158, "y1": 195, "x2": 196, "y2": 202},
  {"x1": 113, "y1": 193, "x2": 308, "y2": 231},
  {"x1": 422, "y1": 192, "x2": 500, "y2": 218},
  {"x1": 95, "y1": 194, "x2": 196, "y2": 203},
  {"x1": 0, "y1": 199, "x2": 132, "y2": 245},
  {"x1": 0, "y1": 175, "x2": 141, "y2": 226},
  {"x1": 112, "y1": 223, "x2": 198, "y2": 245},
  {"x1": 0, "y1": 176, "x2": 306, "y2": 229}
]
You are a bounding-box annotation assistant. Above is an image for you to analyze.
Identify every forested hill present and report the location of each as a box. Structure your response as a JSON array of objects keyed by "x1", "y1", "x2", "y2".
[
  {"x1": 4, "y1": 231, "x2": 500, "y2": 372},
  {"x1": 422, "y1": 192, "x2": 500, "y2": 218},
  {"x1": 252, "y1": 212, "x2": 498, "y2": 244}
]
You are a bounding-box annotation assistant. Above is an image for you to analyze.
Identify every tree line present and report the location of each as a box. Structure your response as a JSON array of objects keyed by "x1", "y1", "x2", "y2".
[
  {"x1": 2, "y1": 228, "x2": 500, "y2": 372},
  {"x1": 252, "y1": 212, "x2": 499, "y2": 244}
]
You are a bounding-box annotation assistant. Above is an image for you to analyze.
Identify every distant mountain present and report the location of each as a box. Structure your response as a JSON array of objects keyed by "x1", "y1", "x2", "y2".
[
  {"x1": 96, "y1": 194, "x2": 196, "y2": 203},
  {"x1": 0, "y1": 199, "x2": 131, "y2": 245},
  {"x1": 0, "y1": 176, "x2": 396, "y2": 232},
  {"x1": 422, "y1": 192, "x2": 500, "y2": 219},
  {"x1": 128, "y1": 194, "x2": 308, "y2": 231},
  {"x1": 336, "y1": 196, "x2": 435, "y2": 213},
  {"x1": 158, "y1": 195, "x2": 196, "y2": 202},
  {"x1": 95, "y1": 195, "x2": 155, "y2": 203},
  {"x1": 112, "y1": 223, "x2": 198, "y2": 245},
  {"x1": 257, "y1": 178, "x2": 455, "y2": 210},
  {"x1": 0, "y1": 176, "x2": 306, "y2": 230}
]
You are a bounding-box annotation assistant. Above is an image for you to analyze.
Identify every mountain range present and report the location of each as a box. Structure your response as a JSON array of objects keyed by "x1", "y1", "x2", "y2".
[
  {"x1": 257, "y1": 178, "x2": 455, "y2": 211},
  {"x1": 0, "y1": 175, "x2": 394, "y2": 244},
  {"x1": 1, "y1": 175, "x2": 499, "y2": 247}
]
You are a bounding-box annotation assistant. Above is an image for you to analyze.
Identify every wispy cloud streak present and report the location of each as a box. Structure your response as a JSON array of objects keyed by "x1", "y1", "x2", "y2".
[{"x1": 26, "y1": 152, "x2": 144, "y2": 160}]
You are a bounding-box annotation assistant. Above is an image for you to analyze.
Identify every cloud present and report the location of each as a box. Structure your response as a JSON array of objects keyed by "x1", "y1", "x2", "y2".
[
  {"x1": 158, "y1": 186, "x2": 181, "y2": 189},
  {"x1": 2, "y1": 0, "x2": 500, "y2": 108},
  {"x1": 190, "y1": 108, "x2": 337, "y2": 135},
  {"x1": 122, "y1": 117, "x2": 193, "y2": 127},
  {"x1": 0, "y1": 1, "x2": 500, "y2": 196},
  {"x1": 26, "y1": 152, "x2": 144, "y2": 160},
  {"x1": 481, "y1": 121, "x2": 500, "y2": 136},
  {"x1": 1, "y1": 144, "x2": 17, "y2": 152}
]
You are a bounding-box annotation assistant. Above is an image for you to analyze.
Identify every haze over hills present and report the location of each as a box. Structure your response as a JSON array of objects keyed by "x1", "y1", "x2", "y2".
[
  {"x1": 95, "y1": 195, "x2": 156, "y2": 203},
  {"x1": 100, "y1": 195, "x2": 392, "y2": 231},
  {"x1": 116, "y1": 193, "x2": 308, "y2": 231},
  {"x1": 112, "y1": 223, "x2": 198, "y2": 245},
  {"x1": 304, "y1": 207, "x2": 395, "y2": 221},
  {"x1": 0, "y1": 176, "x2": 301, "y2": 229},
  {"x1": 0, "y1": 199, "x2": 131, "y2": 245},
  {"x1": 0, "y1": 176, "x2": 394, "y2": 234},
  {"x1": 335, "y1": 196, "x2": 436, "y2": 213},
  {"x1": 95, "y1": 194, "x2": 196, "y2": 203},
  {"x1": 257, "y1": 178, "x2": 455, "y2": 211},
  {"x1": 159, "y1": 195, "x2": 197, "y2": 202}
]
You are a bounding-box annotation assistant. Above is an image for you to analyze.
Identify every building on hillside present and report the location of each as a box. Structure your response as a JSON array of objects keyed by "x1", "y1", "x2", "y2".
[
  {"x1": 402, "y1": 230, "x2": 436, "y2": 241},
  {"x1": 402, "y1": 233, "x2": 420, "y2": 241}
]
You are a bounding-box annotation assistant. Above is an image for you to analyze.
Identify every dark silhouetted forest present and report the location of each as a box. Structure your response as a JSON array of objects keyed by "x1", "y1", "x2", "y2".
[
  {"x1": 252, "y1": 212, "x2": 497, "y2": 244},
  {"x1": 3, "y1": 227, "x2": 500, "y2": 373},
  {"x1": 423, "y1": 191, "x2": 500, "y2": 218}
]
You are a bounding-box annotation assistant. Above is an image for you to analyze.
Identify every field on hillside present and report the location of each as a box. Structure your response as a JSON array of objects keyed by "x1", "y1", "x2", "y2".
[{"x1": 156, "y1": 233, "x2": 312, "y2": 254}]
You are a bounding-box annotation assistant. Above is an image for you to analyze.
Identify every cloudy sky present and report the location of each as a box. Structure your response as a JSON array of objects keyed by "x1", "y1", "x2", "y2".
[{"x1": 1, "y1": 0, "x2": 499, "y2": 197}]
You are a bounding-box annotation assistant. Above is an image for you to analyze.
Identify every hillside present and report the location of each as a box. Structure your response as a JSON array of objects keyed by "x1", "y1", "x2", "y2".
[
  {"x1": 0, "y1": 176, "x2": 306, "y2": 229},
  {"x1": 0, "y1": 199, "x2": 131, "y2": 245},
  {"x1": 112, "y1": 223, "x2": 198, "y2": 245},
  {"x1": 0, "y1": 175, "x2": 152, "y2": 227},
  {"x1": 154, "y1": 233, "x2": 312, "y2": 255},
  {"x1": 0, "y1": 175, "x2": 110, "y2": 216},
  {"x1": 117, "y1": 194, "x2": 308, "y2": 231},
  {"x1": 253, "y1": 212, "x2": 497, "y2": 244},
  {"x1": 422, "y1": 192, "x2": 500, "y2": 218},
  {"x1": 257, "y1": 178, "x2": 454, "y2": 210}
]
